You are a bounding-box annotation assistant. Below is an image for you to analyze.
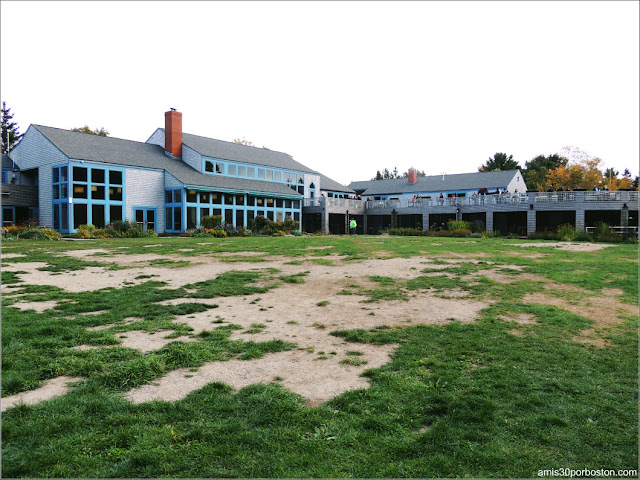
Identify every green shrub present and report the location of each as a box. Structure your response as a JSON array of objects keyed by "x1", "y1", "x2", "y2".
[
  {"x1": 387, "y1": 228, "x2": 427, "y2": 236},
  {"x1": 557, "y1": 223, "x2": 577, "y2": 241},
  {"x1": 201, "y1": 215, "x2": 223, "y2": 229},
  {"x1": 18, "y1": 228, "x2": 50, "y2": 240},
  {"x1": 447, "y1": 220, "x2": 471, "y2": 231},
  {"x1": 450, "y1": 228, "x2": 472, "y2": 237},
  {"x1": 249, "y1": 215, "x2": 299, "y2": 235},
  {"x1": 73, "y1": 220, "x2": 156, "y2": 238},
  {"x1": 527, "y1": 231, "x2": 557, "y2": 240},
  {"x1": 594, "y1": 222, "x2": 610, "y2": 237},
  {"x1": 2, "y1": 225, "x2": 61, "y2": 240},
  {"x1": 76, "y1": 224, "x2": 97, "y2": 239},
  {"x1": 209, "y1": 229, "x2": 227, "y2": 238}
]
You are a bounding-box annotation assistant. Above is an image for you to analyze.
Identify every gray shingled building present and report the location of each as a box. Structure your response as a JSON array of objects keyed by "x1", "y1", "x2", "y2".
[{"x1": 6, "y1": 110, "x2": 353, "y2": 232}]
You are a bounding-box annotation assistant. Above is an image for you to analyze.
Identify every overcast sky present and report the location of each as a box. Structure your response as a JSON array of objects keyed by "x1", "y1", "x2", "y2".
[{"x1": 2, "y1": 1, "x2": 638, "y2": 185}]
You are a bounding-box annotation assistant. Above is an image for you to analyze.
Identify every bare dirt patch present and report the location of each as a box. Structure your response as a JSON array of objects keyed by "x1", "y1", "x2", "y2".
[
  {"x1": 499, "y1": 313, "x2": 537, "y2": 325},
  {"x1": 0, "y1": 258, "x2": 263, "y2": 293},
  {"x1": 512, "y1": 242, "x2": 616, "y2": 252},
  {"x1": 122, "y1": 272, "x2": 489, "y2": 406},
  {"x1": 11, "y1": 300, "x2": 59, "y2": 313},
  {"x1": 522, "y1": 292, "x2": 637, "y2": 328},
  {"x1": 572, "y1": 328, "x2": 610, "y2": 348},
  {"x1": 462, "y1": 269, "x2": 546, "y2": 284},
  {"x1": 601, "y1": 288, "x2": 625, "y2": 297},
  {"x1": 218, "y1": 251, "x2": 266, "y2": 257},
  {"x1": 124, "y1": 345, "x2": 397, "y2": 407},
  {"x1": 83, "y1": 309, "x2": 109, "y2": 316},
  {"x1": 58, "y1": 248, "x2": 112, "y2": 257},
  {"x1": 86, "y1": 317, "x2": 139, "y2": 331},
  {"x1": 1, "y1": 253, "x2": 27, "y2": 259},
  {"x1": 1, "y1": 376, "x2": 83, "y2": 412},
  {"x1": 72, "y1": 344, "x2": 111, "y2": 351},
  {"x1": 115, "y1": 330, "x2": 197, "y2": 353}
]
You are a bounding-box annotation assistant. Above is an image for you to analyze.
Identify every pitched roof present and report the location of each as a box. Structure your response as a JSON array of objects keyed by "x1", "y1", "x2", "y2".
[
  {"x1": 2, "y1": 154, "x2": 16, "y2": 169},
  {"x1": 32, "y1": 125, "x2": 301, "y2": 197},
  {"x1": 318, "y1": 173, "x2": 355, "y2": 194},
  {"x1": 175, "y1": 130, "x2": 317, "y2": 173},
  {"x1": 349, "y1": 170, "x2": 522, "y2": 196}
]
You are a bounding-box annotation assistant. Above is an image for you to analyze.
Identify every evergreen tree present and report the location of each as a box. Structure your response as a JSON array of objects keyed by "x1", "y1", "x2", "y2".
[
  {"x1": 1, "y1": 101, "x2": 23, "y2": 154},
  {"x1": 372, "y1": 167, "x2": 427, "y2": 180},
  {"x1": 479, "y1": 152, "x2": 520, "y2": 172}
]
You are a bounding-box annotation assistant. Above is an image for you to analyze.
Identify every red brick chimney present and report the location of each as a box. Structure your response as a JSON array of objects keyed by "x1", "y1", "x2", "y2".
[
  {"x1": 408, "y1": 167, "x2": 417, "y2": 184},
  {"x1": 164, "y1": 109, "x2": 182, "y2": 158}
]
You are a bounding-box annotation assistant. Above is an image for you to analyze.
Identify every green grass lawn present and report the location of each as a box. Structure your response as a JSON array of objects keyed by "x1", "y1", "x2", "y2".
[{"x1": 1, "y1": 236, "x2": 638, "y2": 478}]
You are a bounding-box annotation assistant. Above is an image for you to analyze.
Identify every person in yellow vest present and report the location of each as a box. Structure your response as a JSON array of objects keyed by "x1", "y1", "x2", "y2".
[{"x1": 349, "y1": 219, "x2": 357, "y2": 235}]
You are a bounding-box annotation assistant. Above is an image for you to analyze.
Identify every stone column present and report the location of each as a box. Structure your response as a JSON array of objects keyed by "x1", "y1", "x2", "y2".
[
  {"x1": 575, "y1": 209, "x2": 585, "y2": 232},
  {"x1": 527, "y1": 207, "x2": 536, "y2": 236},
  {"x1": 320, "y1": 197, "x2": 329, "y2": 234},
  {"x1": 621, "y1": 204, "x2": 629, "y2": 228},
  {"x1": 485, "y1": 211, "x2": 493, "y2": 233},
  {"x1": 422, "y1": 213, "x2": 429, "y2": 231}
]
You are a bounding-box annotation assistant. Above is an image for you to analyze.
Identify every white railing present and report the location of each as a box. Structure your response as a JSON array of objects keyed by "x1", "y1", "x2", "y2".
[
  {"x1": 360, "y1": 191, "x2": 638, "y2": 210},
  {"x1": 303, "y1": 191, "x2": 638, "y2": 210},
  {"x1": 303, "y1": 197, "x2": 365, "y2": 208},
  {"x1": 585, "y1": 226, "x2": 638, "y2": 235},
  {"x1": 303, "y1": 198, "x2": 322, "y2": 207}
]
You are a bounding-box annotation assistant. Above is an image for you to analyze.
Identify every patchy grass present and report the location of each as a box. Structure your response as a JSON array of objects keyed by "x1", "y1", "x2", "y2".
[
  {"x1": 1, "y1": 236, "x2": 637, "y2": 478},
  {"x1": 279, "y1": 271, "x2": 310, "y2": 284}
]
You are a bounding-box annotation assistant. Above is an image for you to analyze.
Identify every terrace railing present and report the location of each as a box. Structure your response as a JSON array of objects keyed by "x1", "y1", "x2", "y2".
[
  {"x1": 303, "y1": 197, "x2": 365, "y2": 209},
  {"x1": 303, "y1": 191, "x2": 638, "y2": 210},
  {"x1": 359, "y1": 191, "x2": 639, "y2": 210}
]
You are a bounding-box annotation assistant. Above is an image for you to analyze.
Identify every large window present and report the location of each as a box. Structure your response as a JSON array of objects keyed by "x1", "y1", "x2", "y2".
[
  {"x1": 165, "y1": 188, "x2": 183, "y2": 233},
  {"x1": 201, "y1": 157, "x2": 306, "y2": 193},
  {"x1": 54, "y1": 164, "x2": 124, "y2": 233},
  {"x1": 166, "y1": 186, "x2": 302, "y2": 231}
]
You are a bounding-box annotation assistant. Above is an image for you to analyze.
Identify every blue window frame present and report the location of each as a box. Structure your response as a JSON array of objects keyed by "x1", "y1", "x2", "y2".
[
  {"x1": 165, "y1": 185, "x2": 302, "y2": 233},
  {"x1": 53, "y1": 163, "x2": 124, "y2": 233},
  {"x1": 133, "y1": 207, "x2": 157, "y2": 232},
  {"x1": 201, "y1": 157, "x2": 305, "y2": 195},
  {"x1": 164, "y1": 188, "x2": 183, "y2": 232}
]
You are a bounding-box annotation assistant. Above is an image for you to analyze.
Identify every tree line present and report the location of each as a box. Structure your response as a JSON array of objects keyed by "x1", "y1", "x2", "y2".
[
  {"x1": 479, "y1": 151, "x2": 637, "y2": 191},
  {"x1": 371, "y1": 150, "x2": 638, "y2": 191},
  {"x1": 371, "y1": 167, "x2": 427, "y2": 180}
]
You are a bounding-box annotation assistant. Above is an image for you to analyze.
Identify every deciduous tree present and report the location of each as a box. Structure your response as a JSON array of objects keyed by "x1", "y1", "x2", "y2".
[
  {"x1": 522, "y1": 154, "x2": 567, "y2": 190},
  {"x1": 233, "y1": 137, "x2": 254, "y2": 146},
  {"x1": 71, "y1": 125, "x2": 109, "y2": 136},
  {"x1": 546, "y1": 156, "x2": 603, "y2": 191}
]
